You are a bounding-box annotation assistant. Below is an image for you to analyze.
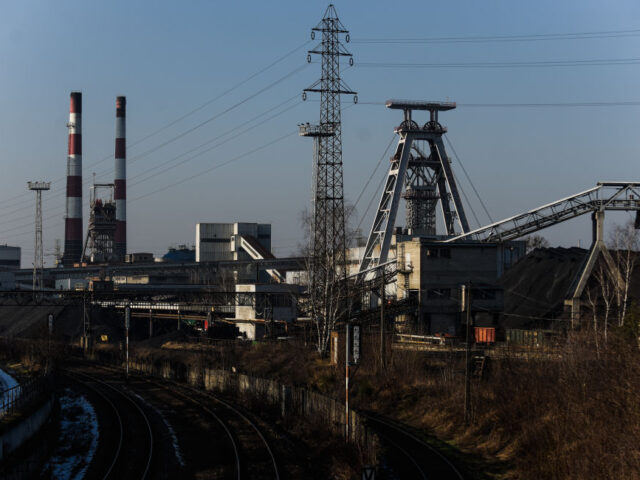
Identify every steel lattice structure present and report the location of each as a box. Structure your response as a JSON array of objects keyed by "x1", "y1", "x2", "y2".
[
  {"x1": 82, "y1": 183, "x2": 117, "y2": 263},
  {"x1": 359, "y1": 100, "x2": 469, "y2": 274},
  {"x1": 301, "y1": 4, "x2": 356, "y2": 352},
  {"x1": 443, "y1": 182, "x2": 640, "y2": 243},
  {"x1": 28, "y1": 181, "x2": 50, "y2": 292}
]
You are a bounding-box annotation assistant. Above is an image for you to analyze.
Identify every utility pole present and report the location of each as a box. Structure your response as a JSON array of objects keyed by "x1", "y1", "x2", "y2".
[
  {"x1": 125, "y1": 306, "x2": 130, "y2": 379},
  {"x1": 301, "y1": 4, "x2": 357, "y2": 355},
  {"x1": 463, "y1": 283, "x2": 472, "y2": 425},
  {"x1": 28, "y1": 181, "x2": 51, "y2": 296},
  {"x1": 345, "y1": 321, "x2": 350, "y2": 440}
]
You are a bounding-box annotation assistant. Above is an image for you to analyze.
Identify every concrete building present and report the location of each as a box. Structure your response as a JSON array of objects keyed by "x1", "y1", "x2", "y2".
[
  {"x1": 232, "y1": 283, "x2": 299, "y2": 340},
  {"x1": 396, "y1": 237, "x2": 526, "y2": 335},
  {"x1": 0, "y1": 246, "x2": 21, "y2": 269},
  {"x1": 196, "y1": 223, "x2": 271, "y2": 262},
  {"x1": 0, "y1": 272, "x2": 15, "y2": 290}
]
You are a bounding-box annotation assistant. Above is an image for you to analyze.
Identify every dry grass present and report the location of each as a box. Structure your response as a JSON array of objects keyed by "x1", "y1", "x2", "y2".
[{"x1": 83, "y1": 328, "x2": 640, "y2": 479}]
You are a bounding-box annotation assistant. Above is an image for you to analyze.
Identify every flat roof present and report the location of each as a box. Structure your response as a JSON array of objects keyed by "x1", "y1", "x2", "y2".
[{"x1": 386, "y1": 99, "x2": 456, "y2": 111}]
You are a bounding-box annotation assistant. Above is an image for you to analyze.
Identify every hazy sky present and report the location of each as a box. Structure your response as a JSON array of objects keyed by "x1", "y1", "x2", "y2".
[{"x1": 1, "y1": 0, "x2": 639, "y2": 266}]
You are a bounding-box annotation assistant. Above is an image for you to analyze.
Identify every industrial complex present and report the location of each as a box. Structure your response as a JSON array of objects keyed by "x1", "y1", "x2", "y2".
[
  {"x1": 0, "y1": 4, "x2": 639, "y2": 479},
  {"x1": 0, "y1": 5, "x2": 638, "y2": 346}
]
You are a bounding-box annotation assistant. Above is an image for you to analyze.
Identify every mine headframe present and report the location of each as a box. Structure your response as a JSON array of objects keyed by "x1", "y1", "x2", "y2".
[
  {"x1": 358, "y1": 100, "x2": 470, "y2": 275},
  {"x1": 82, "y1": 183, "x2": 117, "y2": 264}
]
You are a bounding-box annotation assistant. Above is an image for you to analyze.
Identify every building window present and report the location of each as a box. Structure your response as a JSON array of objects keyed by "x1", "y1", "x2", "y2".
[{"x1": 426, "y1": 247, "x2": 451, "y2": 259}]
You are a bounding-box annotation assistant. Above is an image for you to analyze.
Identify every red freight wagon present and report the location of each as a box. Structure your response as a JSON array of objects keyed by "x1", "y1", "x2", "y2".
[{"x1": 474, "y1": 327, "x2": 496, "y2": 344}]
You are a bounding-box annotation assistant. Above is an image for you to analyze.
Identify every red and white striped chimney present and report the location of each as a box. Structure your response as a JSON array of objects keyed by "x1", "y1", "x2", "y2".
[
  {"x1": 114, "y1": 96, "x2": 126, "y2": 260},
  {"x1": 62, "y1": 91, "x2": 83, "y2": 265}
]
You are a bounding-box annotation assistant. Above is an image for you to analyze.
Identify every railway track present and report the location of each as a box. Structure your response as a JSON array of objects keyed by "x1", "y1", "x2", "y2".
[
  {"x1": 70, "y1": 361, "x2": 280, "y2": 479},
  {"x1": 363, "y1": 412, "x2": 465, "y2": 480},
  {"x1": 63, "y1": 369, "x2": 154, "y2": 480}
]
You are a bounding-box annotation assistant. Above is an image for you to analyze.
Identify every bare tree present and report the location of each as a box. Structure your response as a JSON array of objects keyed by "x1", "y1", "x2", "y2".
[
  {"x1": 525, "y1": 234, "x2": 550, "y2": 253},
  {"x1": 594, "y1": 263, "x2": 615, "y2": 343},
  {"x1": 608, "y1": 220, "x2": 639, "y2": 326},
  {"x1": 299, "y1": 205, "x2": 358, "y2": 356},
  {"x1": 585, "y1": 284, "x2": 601, "y2": 358}
]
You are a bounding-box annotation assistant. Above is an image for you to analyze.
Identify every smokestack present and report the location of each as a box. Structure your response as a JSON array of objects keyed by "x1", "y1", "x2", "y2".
[
  {"x1": 114, "y1": 96, "x2": 126, "y2": 260},
  {"x1": 62, "y1": 91, "x2": 82, "y2": 266}
]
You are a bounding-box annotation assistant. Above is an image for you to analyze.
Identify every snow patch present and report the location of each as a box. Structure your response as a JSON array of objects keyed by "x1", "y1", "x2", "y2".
[
  {"x1": 0, "y1": 367, "x2": 20, "y2": 414},
  {"x1": 42, "y1": 388, "x2": 99, "y2": 479}
]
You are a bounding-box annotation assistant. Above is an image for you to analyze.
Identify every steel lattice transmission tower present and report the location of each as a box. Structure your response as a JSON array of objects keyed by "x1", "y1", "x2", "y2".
[
  {"x1": 301, "y1": 4, "x2": 357, "y2": 353},
  {"x1": 28, "y1": 181, "x2": 51, "y2": 292}
]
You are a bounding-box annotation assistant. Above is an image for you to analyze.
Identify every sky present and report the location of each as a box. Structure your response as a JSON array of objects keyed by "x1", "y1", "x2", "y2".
[{"x1": 1, "y1": 0, "x2": 639, "y2": 266}]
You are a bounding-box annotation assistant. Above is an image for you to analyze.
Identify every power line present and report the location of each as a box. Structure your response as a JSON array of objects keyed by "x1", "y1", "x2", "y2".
[
  {"x1": 353, "y1": 27, "x2": 640, "y2": 44},
  {"x1": 1, "y1": 94, "x2": 304, "y2": 237},
  {"x1": 129, "y1": 130, "x2": 298, "y2": 203},
  {"x1": 356, "y1": 57, "x2": 640, "y2": 69},
  {"x1": 352, "y1": 134, "x2": 395, "y2": 210},
  {"x1": 445, "y1": 134, "x2": 494, "y2": 224},
  {"x1": 0, "y1": 43, "x2": 311, "y2": 210},
  {"x1": 129, "y1": 101, "x2": 303, "y2": 188},
  {"x1": 125, "y1": 40, "x2": 312, "y2": 149},
  {"x1": 0, "y1": 70, "x2": 308, "y2": 223},
  {"x1": 355, "y1": 100, "x2": 640, "y2": 107},
  {"x1": 123, "y1": 63, "x2": 309, "y2": 168}
]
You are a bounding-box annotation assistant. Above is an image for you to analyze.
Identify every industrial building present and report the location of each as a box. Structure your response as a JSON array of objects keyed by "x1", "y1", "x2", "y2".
[
  {"x1": 0, "y1": 246, "x2": 20, "y2": 269},
  {"x1": 395, "y1": 237, "x2": 526, "y2": 334},
  {"x1": 196, "y1": 223, "x2": 271, "y2": 262},
  {"x1": 233, "y1": 283, "x2": 299, "y2": 339}
]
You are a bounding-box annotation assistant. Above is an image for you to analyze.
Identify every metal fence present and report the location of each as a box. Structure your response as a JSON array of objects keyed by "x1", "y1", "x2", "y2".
[{"x1": 0, "y1": 375, "x2": 53, "y2": 418}]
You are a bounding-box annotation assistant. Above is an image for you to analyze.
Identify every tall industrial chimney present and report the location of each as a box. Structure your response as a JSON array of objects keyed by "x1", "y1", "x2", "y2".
[
  {"x1": 62, "y1": 91, "x2": 83, "y2": 266},
  {"x1": 114, "y1": 96, "x2": 126, "y2": 260}
]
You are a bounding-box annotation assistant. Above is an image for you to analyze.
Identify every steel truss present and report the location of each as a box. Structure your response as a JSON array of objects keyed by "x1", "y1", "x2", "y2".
[{"x1": 444, "y1": 182, "x2": 640, "y2": 243}]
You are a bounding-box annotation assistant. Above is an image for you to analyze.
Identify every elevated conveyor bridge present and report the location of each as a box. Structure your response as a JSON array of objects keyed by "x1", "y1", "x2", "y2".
[{"x1": 443, "y1": 182, "x2": 640, "y2": 243}]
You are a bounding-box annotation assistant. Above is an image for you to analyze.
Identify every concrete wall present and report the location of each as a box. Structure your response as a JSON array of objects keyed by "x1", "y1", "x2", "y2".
[
  {"x1": 125, "y1": 355, "x2": 377, "y2": 451},
  {"x1": 0, "y1": 397, "x2": 54, "y2": 462}
]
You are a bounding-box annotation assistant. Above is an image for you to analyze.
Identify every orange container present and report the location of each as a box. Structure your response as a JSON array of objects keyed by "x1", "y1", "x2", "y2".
[{"x1": 474, "y1": 327, "x2": 496, "y2": 344}]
